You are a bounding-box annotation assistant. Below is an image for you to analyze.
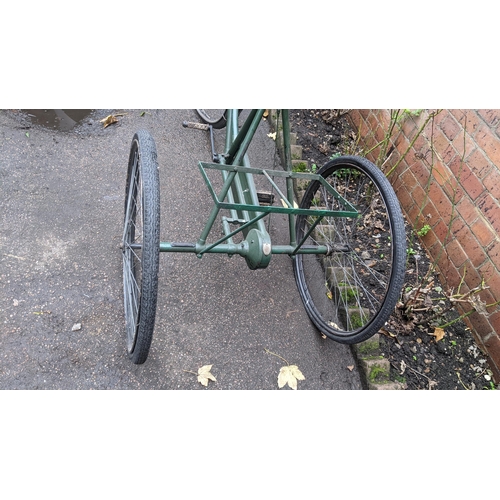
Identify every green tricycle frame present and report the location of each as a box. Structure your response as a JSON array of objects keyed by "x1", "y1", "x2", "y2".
[{"x1": 122, "y1": 109, "x2": 407, "y2": 364}]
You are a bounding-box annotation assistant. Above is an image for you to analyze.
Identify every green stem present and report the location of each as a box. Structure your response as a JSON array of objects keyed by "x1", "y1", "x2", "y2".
[{"x1": 386, "y1": 110, "x2": 441, "y2": 177}]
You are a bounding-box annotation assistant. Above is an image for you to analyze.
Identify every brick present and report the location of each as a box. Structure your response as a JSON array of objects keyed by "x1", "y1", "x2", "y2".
[
  {"x1": 402, "y1": 147, "x2": 422, "y2": 168},
  {"x1": 410, "y1": 183, "x2": 428, "y2": 209},
  {"x1": 488, "y1": 240, "x2": 500, "y2": 273},
  {"x1": 470, "y1": 125, "x2": 500, "y2": 175},
  {"x1": 459, "y1": 161, "x2": 486, "y2": 200},
  {"x1": 433, "y1": 219, "x2": 452, "y2": 242},
  {"x1": 478, "y1": 262, "x2": 500, "y2": 308},
  {"x1": 456, "y1": 195, "x2": 479, "y2": 225},
  {"x1": 422, "y1": 199, "x2": 440, "y2": 224},
  {"x1": 468, "y1": 312, "x2": 495, "y2": 340},
  {"x1": 429, "y1": 182, "x2": 454, "y2": 221},
  {"x1": 471, "y1": 217, "x2": 496, "y2": 247},
  {"x1": 400, "y1": 168, "x2": 419, "y2": 191},
  {"x1": 348, "y1": 110, "x2": 362, "y2": 124},
  {"x1": 433, "y1": 109, "x2": 449, "y2": 128},
  {"x1": 423, "y1": 227, "x2": 440, "y2": 252},
  {"x1": 477, "y1": 109, "x2": 500, "y2": 127},
  {"x1": 357, "y1": 110, "x2": 371, "y2": 120},
  {"x1": 432, "y1": 159, "x2": 453, "y2": 186},
  {"x1": 477, "y1": 193, "x2": 500, "y2": 234},
  {"x1": 458, "y1": 110, "x2": 482, "y2": 136},
  {"x1": 437, "y1": 259, "x2": 463, "y2": 289},
  {"x1": 407, "y1": 204, "x2": 423, "y2": 226},
  {"x1": 412, "y1": 134, "x2": 429, "y2": 157},
  {"x1": 460, "y1": 232, "x2": 488, "y2": 268},
  {"x1": 449, "y1": 109, "x2": 466, "y2": 127},
  {"x1": 358, "y1": 120, "x2": 372, "y2": 145},
  {"x1": 460, "y1": 260, "x2": 482, "y2": 289},
  {"x1": 401, "y1": 115, "x2": 418, "y2": 141},
  {"x1": 466, "y1": 148, "x2": 493, "y2": 180},
  {"x1": 479, "y1": 287, "x2": 497, "y2": 310},
  {"x1": 412, "y1": 160, "x2": 432, "y2": 187},
  {"x1": 476, "y1": 125, "x2": 500, "y2": 165},
  {"x1": 478, "y1": 260, "x2": 500, "y2": 288},
  {"x1": 374, "y1": 123, "x2": 387, "y2": 144},
  {"x1": 482, "y1": 168, "x2": 500, "y2": 200},
  {"x1": 451, "y1": 130, "x2": 475, "y2": 160},
  {"x1": 395, "y1": 134, "x2": 411, "y2": 159},
  {"x1": 439, "y1": 112, "x2": 461, "y2": 141},
  {"x1": 483, "y1": 334, "x2": 500, "y2": 363},
  {"x1": 450, "y1": 216, "x2": 467, "y2": 239},
  {"x1": 489, "y1": 311, "x2": 500, "y2": 336},
  {"x1": 431, "y1": 128, "x2": 454, "y2": 163},
  {"x1": 448, "y1": 152, "x2": 468, "y2": 178},
  {"x1": 396, "y1": 185, "x2": 414, "y2": 212},
  {"x1": 447, "y1": 238, "x2": 469, "y2": 267},
  {"x1": 442, "y1": 175, "x2": 462, "y2": 200}
]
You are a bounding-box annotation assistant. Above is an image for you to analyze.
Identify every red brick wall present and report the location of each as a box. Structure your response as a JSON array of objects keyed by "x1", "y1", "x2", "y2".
[{"x1": 348, "y1": 109, "x2": 500, "y2": 382}]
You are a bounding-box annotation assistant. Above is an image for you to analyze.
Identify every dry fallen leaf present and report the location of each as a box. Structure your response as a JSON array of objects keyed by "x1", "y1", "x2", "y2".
[
  {"x1": 431, "y1": 327, "x2": 445, "y2": 342},
  {"x1": 267, "y1": 132, "x2": 277, "y2": 140},
  {"x1": 278, "y1": 365, "x2": 305, "y2": 390},
  {"x1": 347, "y1": 365, "x2": 354, "y2": 372},
  {"x1": 197, "y1": 365, "x2": 216, "y2": 387},
  {"x1": 100, "y1": 114, "x2": 118, "y2": 128}
]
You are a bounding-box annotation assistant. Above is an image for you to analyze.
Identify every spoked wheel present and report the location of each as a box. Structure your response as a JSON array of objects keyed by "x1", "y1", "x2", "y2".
[
  {"x1": 195, "y1": 109, "x2": 227, "y2": 129},
  {"x1": 293, "y1": 156, "x2": 406, "y2": 344},
  {"x1": 122, "y1": 130, "x2": 160, "y2": 364}
]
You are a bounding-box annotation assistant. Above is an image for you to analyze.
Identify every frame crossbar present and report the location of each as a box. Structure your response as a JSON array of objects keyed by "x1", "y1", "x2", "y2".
[{"x1": 198, "y1": 161, "x2": 359, "y2": 218}]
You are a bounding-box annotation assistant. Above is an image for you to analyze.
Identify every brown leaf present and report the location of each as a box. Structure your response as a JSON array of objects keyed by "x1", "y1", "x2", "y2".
[
  {"x1": 430, "y1": 327, "x2": 445, "y2": 342},
  {"x1": 100, "y1": 114, "x2": 118, "y2": 128}
]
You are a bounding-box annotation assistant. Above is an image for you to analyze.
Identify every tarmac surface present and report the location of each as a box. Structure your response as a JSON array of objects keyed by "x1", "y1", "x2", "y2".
[{"x1": 0, "y1": 109, "x2": 363, "y2": 389}]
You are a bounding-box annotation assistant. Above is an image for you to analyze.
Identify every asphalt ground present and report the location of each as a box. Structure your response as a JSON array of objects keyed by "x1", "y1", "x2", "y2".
[{"x1": 0, "y1": 109, "x2": 363, "y2": 389}]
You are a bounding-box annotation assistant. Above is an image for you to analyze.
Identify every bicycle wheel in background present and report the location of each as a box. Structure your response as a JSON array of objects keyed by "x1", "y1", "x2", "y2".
[
  {"x1": 122, "y1": 130, "x2": 160, "y2": 364},
  {"x1": 293, "y1": 156, "x2": 406, "y2": 344},
  {"x1": 196, "y1": 109, "x2": 227, "y2": 129}
]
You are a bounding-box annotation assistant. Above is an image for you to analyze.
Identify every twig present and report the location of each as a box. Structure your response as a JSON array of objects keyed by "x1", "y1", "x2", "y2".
[{"x1": 264, "y1": 348, "x2": 289, "y2": 366}]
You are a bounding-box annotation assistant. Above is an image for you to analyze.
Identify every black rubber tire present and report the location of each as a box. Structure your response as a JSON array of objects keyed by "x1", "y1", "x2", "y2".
[
  {"x1": 122, "y1": 130, "x2": 160, "y2": 364},
  {"x1": 293, "y1": 156, "x2": 406, "y2": 344},
  {"x1": 195, "y1": 109, "x2": 227, "y2": 129}
]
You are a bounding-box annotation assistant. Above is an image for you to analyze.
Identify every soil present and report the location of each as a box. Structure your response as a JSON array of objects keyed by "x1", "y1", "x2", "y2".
[{"x1": 289, "y1": 109, "x2": 498, "y2": 390}]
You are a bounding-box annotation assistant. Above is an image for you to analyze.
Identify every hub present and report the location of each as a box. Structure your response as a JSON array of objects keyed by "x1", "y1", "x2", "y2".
[{"x1": 244, "y1": 228, "x2": 272, "y2": 270}]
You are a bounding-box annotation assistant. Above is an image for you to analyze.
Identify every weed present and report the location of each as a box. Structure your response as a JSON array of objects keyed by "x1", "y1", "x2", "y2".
[{"x1": 417, "y1": 224, "x2": 431, "y2": 237}]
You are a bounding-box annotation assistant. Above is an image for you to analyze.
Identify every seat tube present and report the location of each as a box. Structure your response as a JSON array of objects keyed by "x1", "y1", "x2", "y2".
[{"x1": 282, "y1": 110, "x2": 297, "y2": 246}]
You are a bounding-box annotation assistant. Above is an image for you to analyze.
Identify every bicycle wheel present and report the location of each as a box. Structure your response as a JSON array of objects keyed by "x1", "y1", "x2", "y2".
[
  {"x1": 196, "y1": 109, "x2": 227, "y2": 129},
  {"x1": 293, "y1": 156, "x2": 406, "y2": 344},
  {"x1": 122, "y1": 130, "x2": 160, "y2": 364}
]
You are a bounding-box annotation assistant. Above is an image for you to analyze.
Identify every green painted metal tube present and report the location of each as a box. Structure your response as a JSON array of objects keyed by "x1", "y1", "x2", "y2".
[
  {"x1": 281, "y1": 110, "x2": 297, "y2": 247},
  {"x1": 159, "y1": 242, "x2": 331, "y2": 256}
]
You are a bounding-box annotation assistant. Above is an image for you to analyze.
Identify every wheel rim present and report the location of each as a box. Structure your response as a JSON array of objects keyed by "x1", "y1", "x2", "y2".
[
  {"x1": 295, "y1": 160, "x2": 401, "y2": 340},
  {"x1": 198, "y1": 109, "x2": 225, "y2": 121},
  {"x1": 122, "y1": 143, "x2": 143, "y2": 353}
]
